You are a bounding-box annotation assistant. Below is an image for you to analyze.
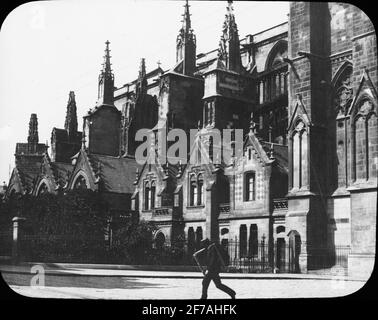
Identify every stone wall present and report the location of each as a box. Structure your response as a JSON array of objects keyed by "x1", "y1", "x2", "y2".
[{"x1": 86, "y1": 107, "x2": 121, "y2": 156}]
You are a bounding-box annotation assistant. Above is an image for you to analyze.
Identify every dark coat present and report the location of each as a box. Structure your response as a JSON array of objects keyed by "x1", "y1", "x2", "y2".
[{"x1": 206, "y1": 243, "x2": 222, "y2": 273}]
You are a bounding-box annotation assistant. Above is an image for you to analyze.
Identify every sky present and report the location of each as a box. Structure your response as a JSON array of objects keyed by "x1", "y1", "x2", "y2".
[{"x1": 0, "y1": 0, "x2": 289, "y2": 184}]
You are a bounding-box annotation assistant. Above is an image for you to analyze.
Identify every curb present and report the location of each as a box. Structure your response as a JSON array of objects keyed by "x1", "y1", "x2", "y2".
[{"x1": 0, "y1": 267, "x2": 365, "y2": 282}]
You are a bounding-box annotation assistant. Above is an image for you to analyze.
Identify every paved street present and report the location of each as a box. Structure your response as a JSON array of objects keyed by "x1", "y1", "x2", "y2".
[{"x1": 0, "y1": 265, "x2": 367, "y2": 299}]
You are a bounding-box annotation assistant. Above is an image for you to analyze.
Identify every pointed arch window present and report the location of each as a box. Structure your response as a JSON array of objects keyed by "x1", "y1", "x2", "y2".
[
  {"x1": 249, "y1": 224, "x2": 258, "y2": 256},
  {"x1": 73, "y1": 175, "x2": 88, "y2": 190},
  {"x1": 37, "y1": 182, "x2": 48, "y2": 196},
  {"x1": 352, "y1": 99, "x2": 377, "y2": 182},
  {"x1": 189, "y1": 173, "x2": 205, "y2": 207},
  {"x1": 151, "y1": 181, "x2": 156, "y2": 209},
  {"x1": 197, "y1": 174, "x2": 204, "y2": 205},
  {"x1": 291, "y1": 120, "x2": 307, "y2": 189},
  {"x1": 244, "y1": 171, "x2": 255, "y2": 201},
  {"x1": 332, "y1": 64, "x2": 353, "y2": 188},
  {"x1": 367, "y1": 113, "x2": 378, "y2": 179},
  {"x1": 239, "y1": 224, "x2": 247, "y2": 258},
  {"x1": 190, "y1": 174, "x2": 197, "y2": 206},
  {"x1": 259, "y1": 40, "x2": 288, "y2": 103},
  {"x1": 144, "y1": 181, "x2": 151, "y2": 210}
]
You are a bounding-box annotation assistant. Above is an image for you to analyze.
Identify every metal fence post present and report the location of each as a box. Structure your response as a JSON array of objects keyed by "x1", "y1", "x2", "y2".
[
  {"x1": 261, "y1": 234, "x2": 266, "y2": 272},
  {"x1": 12, "y1": 216, "x2": 26, "y2": 264}
]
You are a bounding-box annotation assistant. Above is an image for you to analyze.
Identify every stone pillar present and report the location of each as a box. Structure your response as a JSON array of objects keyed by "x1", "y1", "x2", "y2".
[
  {"x1": 12, "y1": 217, "x2": 26, "y2": 264},
  {"x1": 205, "y1": 178, "x2": 219, "y2": 243}
]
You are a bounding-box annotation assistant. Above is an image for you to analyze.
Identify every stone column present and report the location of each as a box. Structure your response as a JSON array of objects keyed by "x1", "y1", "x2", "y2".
[
  {"x1": 12, "y1": 217, "x2": 26, "y2": 264},
  {"x1": 205, "y1": 177, "x2": 219, "y2": 243}
]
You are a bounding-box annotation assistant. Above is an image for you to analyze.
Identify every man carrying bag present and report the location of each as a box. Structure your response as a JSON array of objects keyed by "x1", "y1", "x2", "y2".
[{"x1": 193, "y1": 238, "x2": 236, "y2": 300}]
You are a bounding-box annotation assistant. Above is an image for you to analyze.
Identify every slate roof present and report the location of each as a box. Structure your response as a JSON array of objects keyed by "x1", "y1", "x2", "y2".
[
  {"x1": 14, "y1": 155, "x2": 44, "y2": 192},
  {"x1": 15, "y1": 143, "x2": 46, "y2": 156},
  {"x1": 88, "y1": 154, "x2": 142, "y2": 194}
]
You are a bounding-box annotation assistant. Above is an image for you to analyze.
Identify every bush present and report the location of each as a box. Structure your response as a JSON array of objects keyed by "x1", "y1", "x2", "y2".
[
  {"x1": 107, "y1": 219, "x2": 156, "y2": 264},
  {"x1": 1, "y1": 190, "x2": 109, "y2": 263},
  {"x1": 0, "y1": 191, "x2": 191, "y2": 265}
]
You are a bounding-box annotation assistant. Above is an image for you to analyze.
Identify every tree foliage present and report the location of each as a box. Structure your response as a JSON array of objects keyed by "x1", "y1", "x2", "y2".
[{"x1": 0, "y1": 191, "x2": 187, "y2": 265}]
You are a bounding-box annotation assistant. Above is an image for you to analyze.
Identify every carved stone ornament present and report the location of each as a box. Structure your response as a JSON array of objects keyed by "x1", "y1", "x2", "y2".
[
  {"x1": 358, "y1": 100, "x2": 374, "y2": 117},
  {"x1": 295, "y1": 121, "x2": 305, "y2": 132},
  {"x1": 334, "y1": 75, "x2": 353, "y2": 115}
]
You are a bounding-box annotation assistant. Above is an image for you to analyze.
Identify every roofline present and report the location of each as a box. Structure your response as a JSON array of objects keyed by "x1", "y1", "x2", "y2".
[{"x1": 244, "y1": 21, "x2": 288, "y2": 39}]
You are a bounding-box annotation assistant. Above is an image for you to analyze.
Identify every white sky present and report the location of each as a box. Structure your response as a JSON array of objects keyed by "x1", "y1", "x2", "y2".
[{"x1": 0, "y1": 0, "x2": 289, "y2": 183}]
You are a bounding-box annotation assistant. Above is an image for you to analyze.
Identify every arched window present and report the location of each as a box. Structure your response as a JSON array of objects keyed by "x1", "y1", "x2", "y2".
[
  {"x1": 332, "y1": 64, "x2": 353, "y2": 188},
  {"x1": 300, "y1": 130, "x2": 308, "y2": 187},
  {"x1": 221, "y1": 228, "x2": 229, "y2": 236},
  {"x1": 197, "y1": 174, "x2": 204, "y2": 205},
  {"x1": 195, "y1": 227, "x2": 203, "y2": 251},
  {"x1": 291, "y1": 120, "x2": 307, "y2": 189},
  {"x1": 155, "y1": 232, "x2": 165, "y2": 249},
  {"x1": 239, "y1": 224, "x2": 247, "y2": 258},
  {"x1": 259, "y1": 40, "x2": 288, "y2": 103},
  {"x1": 352, "y1": 99, "x2": 377, "y2": 182},
  {"x1": 144, "y1": 181, "x2": 151, "y2": 210},
  {"x1": 73, "y1": 175, "x2": 88, "y2": 190},
  {"x1": 209, "y1": 101, "x2": 214, "y2": 125},
  {"x1": 293, "y1": 131, "x2": 300, "y2": 188},
  {"x1": 187, "y1": 227, "x2": 196, "y2": 255},
  {"x1": 259, "y1": 81, "x2": 264, "y2": 104},
  {"x1": 151, "y1": 181, "x2": 156, "y2": 209},
  {"x1": 249, "y1": 224, "x2": 258, "y2": 256},
  {"x1": 189, "y1": 174, "x2": 197, "y2": 206},
  {"x1": 276, "y1": 225, "x2": 285, "y2": 234},
  {"x1": 245, "y1": 172, "x2": 255, "y2": 201},
  {"x1": 189, "y1": 173, "x2": 206, "y2": 206},
  {"x1": 367, "y1": 113, "x2": 378, "y2": 179},
  {"x1": 355, "y1": 115, "x2": 366, "y2": 180},
  {"x1": 204, "y1": 102, "x2": 209, "y2": 125},
  {"x1": 37, "y1": 182, "x2": 48, "y2": 196}
]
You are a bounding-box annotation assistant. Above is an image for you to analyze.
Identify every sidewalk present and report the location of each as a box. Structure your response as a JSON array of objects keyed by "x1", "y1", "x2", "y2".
[{"x1": 0, "y1": 262, "x2": 367, "y2": 282}]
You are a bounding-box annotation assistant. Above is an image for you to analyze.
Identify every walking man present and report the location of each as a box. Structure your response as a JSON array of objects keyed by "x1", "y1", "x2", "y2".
[{"x1": 193, "y1": 238, "x2": 236, "y2": 299}]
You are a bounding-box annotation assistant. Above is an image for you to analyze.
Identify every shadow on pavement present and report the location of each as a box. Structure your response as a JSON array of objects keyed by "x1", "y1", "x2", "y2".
[{"x1": 2, "y1": 273, "x2": 166, "y2": 289}]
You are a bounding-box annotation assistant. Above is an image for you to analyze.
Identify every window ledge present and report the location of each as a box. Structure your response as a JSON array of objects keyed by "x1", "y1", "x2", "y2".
[{"x1": 186, "y1": 205, "x2": 205, "y2": 209}]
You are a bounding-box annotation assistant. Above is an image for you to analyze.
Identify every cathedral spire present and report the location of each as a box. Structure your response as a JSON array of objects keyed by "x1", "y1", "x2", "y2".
[
  {"x1": 97, "y1": 40, "x2": 114, "y2": 106},
  {"x1": 182, "y1": 0, "x2": 191, "y2": 33},
  {"x1": 136, "y1": 58, "x2": 147, "y2": 96},
  {"x1": 217, "y1": 0, "x2": 242, "y2": 72},
  {"x1": 27, "y1": 113, "x2": 39, "y2": 153},
  {"x1": 139, "y1": 58, "x2": 146, "y2": 80},
  {"x1": 102, "y1": 40, "x2": 112, "y2": 76},
  {"x1": 176, "y1": 0, "x2": 196, "y2": 76},
  {"x1": 64, "y1": 91, "x2": 78, "y2": 139}
]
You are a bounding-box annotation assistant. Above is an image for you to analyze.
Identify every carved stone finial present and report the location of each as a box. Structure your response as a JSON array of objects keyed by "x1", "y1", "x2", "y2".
[
  {"x1": 249, "y1": 112, "x2": 257, "y2": 134},
  {"x1": 133, "y1": 168, "x2": 139, "y2": 185},
  {"x1": 176, "y1": 160, "x2": 182, "y2": 178},
  {"x1": 269, "y1": 143, "x2": 275, "y2": 160}
]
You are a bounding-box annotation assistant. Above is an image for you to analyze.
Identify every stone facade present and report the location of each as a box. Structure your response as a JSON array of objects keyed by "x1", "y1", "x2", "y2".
[{"x1": 5, "y1": 1, "x2": 376, "y2": 276}]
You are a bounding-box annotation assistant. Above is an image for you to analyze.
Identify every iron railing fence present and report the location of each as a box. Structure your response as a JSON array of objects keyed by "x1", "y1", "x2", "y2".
[
  {"x1": 0, "y1": 230, "x2": 12, "y2": 257},
  {"x1": 178, "y1": 239, "x2": 352, "y2": 274},
  {"x1": 1, "y1": 229, "x2": 352, "y2": 274}
]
